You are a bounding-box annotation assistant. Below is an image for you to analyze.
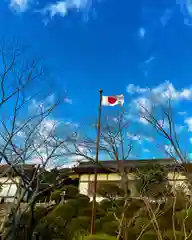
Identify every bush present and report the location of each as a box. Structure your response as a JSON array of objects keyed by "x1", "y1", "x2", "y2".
[
  {"x1": 99, "y1": 200, "x2": 112, "y2": 211},
  {"x1": 101, "y1": 221, "x2": 118, "y2": 236},
  {"x1": 96, "y1": 213, "x2": 115, "y2": 232},
  {"x1": 70, "y1": 216, "x2": 91, "y2": 234},
  {"x1": 51, "y1": 203, "x2": 76, "y2": 220},
  {"x1": 140, "y1": 230, "x2": 157, "y2": 240},
  {"x1": 84, "y1": 234, "x2": 117, "y2": 240},
  {"x1": 51, "y1": 190, "x2": 62, "y2": 203},
  {"x1": 76, "y1": 194, "x2": 90, "y2": 207},
  {"x1": 163, "y1": 230, "x2": 183, "y2": 240},
  {"x1": 97, "y1": 183, "x2": 125, "y2": 199},
  {"x1": 64, "y1": 185, "x2": 79, "y2": 199},
  {"x1": 134, "y1": 217, "x2": 152, "y2": 234}
]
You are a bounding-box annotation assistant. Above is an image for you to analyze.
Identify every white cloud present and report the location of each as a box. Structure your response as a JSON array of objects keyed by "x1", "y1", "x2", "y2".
[
  {"x1": 144, "y1": 136, "x2": 154, "y2": 142},
  {"x1": 125, "y1": 112, "x2": 149, "y2": 125},
  {"x1": 9, "y1": 0, "x2": 30, "y2": 12},
  {"x1": 44, "y1": 1, "x2": 68, "y2": 17},
  {"x1": 126, "y1": 82, "x2": 192, "y2": 131},
  {"x1": 144, "y1": 56, "x2": 155, "y2": 65},
  {"x1": 29, "y1": 94, "x2": 56, "y2": 113},
  {"x1": 138, "y1": 27, "x2": 145, "y2": 38},
  {"x1": 127, "y1": 132, "x2": 153, "y2": 144},
  {"x1": 129, "y1": 81, "x2": 192, "y2": 115},
  {"x1": 46, "y1": 94, "x2": 55, "y2": 105},
  {"x1": 176, "y1": 125, "x2": 185, "y2": 133},
  {"x1": 157, "y1": 119, "x2": 169, "y2": 129},
  {"x1": 135, "y1": 97, "x2": 151, "y2": 112},
  {"x1": 127, "y1": 84, "x2": 148, "y2": 95},
  {"x1": 185, "y1": 117, "x2": 192, "y2": 132},
  {"x1": 180, "y1": 89, "x2": 192, "y2": 99},
  {"x1": 64, "y1": 97, "x2": 73, "y2": 104},
  {"x1": 160, "y1": 9, "x2": 172, "y2": 26},
  {"x1": 164, "y1": 145, "x2": 175, "y2": 157},
  {"x1": 143, "y1": 148, "x2": 150, "y2": 153},
  {"x1": 127, "y1": 133, "x2": 141, "y2": 142},
  {"x1": 138, "y1": 117, "x2": 149, "y2": 125},
  {"x1": 57, "y1": 161, "x2": 79, "y2": 169},
  {"x1": 42, "y1": 0, "x2": 89, "y2": 18},
  {"x1": 149, "y1": 81, "x2": 192, "y2": 102},
  {"x1": 39, "y1": 119, "x2": 57, "y2": 138},
  {"x1": 178, "y1": 111, "x2": 187, "y2": 116},
  {"x1": 16, "y1": 131, "x2": 26, "y2": 138}
]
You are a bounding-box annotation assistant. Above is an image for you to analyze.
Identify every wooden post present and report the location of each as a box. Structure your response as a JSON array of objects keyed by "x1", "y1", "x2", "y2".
[{"x1": 90, "y1": 89, "x2": 103, "y2": 235}]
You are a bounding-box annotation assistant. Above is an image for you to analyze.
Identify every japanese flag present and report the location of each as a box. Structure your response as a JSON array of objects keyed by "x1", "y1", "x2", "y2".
[{"x1": 102, "y1": 94, "x2": 124, "y2": 106}]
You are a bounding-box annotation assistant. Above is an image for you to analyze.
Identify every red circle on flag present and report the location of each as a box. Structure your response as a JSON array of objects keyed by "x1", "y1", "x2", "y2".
[{"x1": 108, "y1": 96, "x2": 117, "y2": 104}]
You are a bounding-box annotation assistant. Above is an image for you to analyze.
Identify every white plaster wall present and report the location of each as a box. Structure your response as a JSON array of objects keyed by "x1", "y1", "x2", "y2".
[
  {"x1": 108, "y1": 173, "x2": 121, "y2": 181},
  {"x1": 0, "y1": 177, "x2": 20, "y2": 202},
  {"x1": 79, "y1": 182, "x2": 89, "y2": 196},
  {"x1": 78, "y1": 172, "x2": 191, "y2": 202},
  {"x1": 168, "y1": 172, "x2": 190, "y2": 194},
  {"x1": 78, "y1": 173, "x2": 135, "y2": 202}
]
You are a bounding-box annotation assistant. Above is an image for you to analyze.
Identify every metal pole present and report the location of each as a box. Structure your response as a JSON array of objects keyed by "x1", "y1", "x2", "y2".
[{"x1": 90, "y1": 89, "x2": 103, "y2": 235}]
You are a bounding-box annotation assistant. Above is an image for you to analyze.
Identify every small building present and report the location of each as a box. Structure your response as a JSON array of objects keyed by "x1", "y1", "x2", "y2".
[
  {"x1": 74, "y1": 158, "x2": 190, "y2": 202},
  {"x1": 0, "y1": 164, "x2": 36, "y2": 203}
]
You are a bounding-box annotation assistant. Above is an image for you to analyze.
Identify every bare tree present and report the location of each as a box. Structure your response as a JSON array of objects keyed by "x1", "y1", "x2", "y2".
[
  {"x1": 65, "y1": 111, "x2": 135, "y2": 238},
  {"x1": 0, "y1": 41, "x2": 73, "y2": 240},
  {"x1": 138, "y1": 93, "x2": 187, "y2": 164},
  {"x1": 136, "y1": 89, "x2": 192, "y2": 239}
]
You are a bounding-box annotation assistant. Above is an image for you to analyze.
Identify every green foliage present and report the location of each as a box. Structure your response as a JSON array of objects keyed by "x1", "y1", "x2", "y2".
[
  {"x1": 163, "y1": 230, "x2": 184, "y2": 240},
  {"x1": 97, "y1": 183, "x2": 124, "y2": 199},
  {"x1": 17, "y1": 166, "x2": 192, "y2": 240},
  {"x1": 40, "y1": 169, "x2": 58, "y2": 184},
  {"x1": 124, "y1": 199, "x2": 144, "y2": 218},
  {"x1": 95, "y1": 213, "x2": 116, "y2": 234},
  {"x1": 133, "y1": 216, "x2": 152, "y2": 234},
  {"x1": 140, "y1": 230, "x2": 157, "y2": 240},
  {"x1": 99, "y1": 200, "x2": 112, "y2": 211},
  {"x1": 83, "y1": 234, "x2": 117, "y2": 240},
  {"x1": 51, "y1": 189, "x2": 62, "y2": 203},
  {"x1": 52, "y1": 203, "x2": 76, "y2": 220},
  {"x1": 64, "y1": 185, "x2": 79, "y2": 199},
  {"x1": 101, "y1": 221, "x2": 118, "y2": 236},
  {"x1": 51, "y1": 185, "x2": 80, "y2": 204},
  {"x1": 75, "y1": 194, "x2": 90, "y2": 207},
  {"x1": 70, "y1": 216, "x2": 91, "y2": 234},
  {"x1": 135, "y1": 164, "x2": 171, "y2": 198}
]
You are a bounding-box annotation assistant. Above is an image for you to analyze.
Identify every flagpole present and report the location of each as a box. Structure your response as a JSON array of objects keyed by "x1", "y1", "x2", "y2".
[{"x1": 90, "y1": 89, "x2": 103, "y2": 235}]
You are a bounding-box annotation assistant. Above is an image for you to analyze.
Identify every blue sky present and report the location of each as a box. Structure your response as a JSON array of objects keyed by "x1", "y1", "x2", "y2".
[{"x1": 1, "y1": 0, "x2": 192, "y2": 164}]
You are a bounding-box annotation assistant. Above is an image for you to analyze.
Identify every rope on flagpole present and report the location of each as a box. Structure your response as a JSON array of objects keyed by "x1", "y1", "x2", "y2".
[{"x1": 90, "y1": 89, "x2": 103, "y2": 235}]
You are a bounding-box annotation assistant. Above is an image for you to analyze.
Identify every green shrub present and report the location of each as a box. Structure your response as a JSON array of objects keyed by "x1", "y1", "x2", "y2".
[
  {"x1": 140, "y1": 230, "x2": 157, "y2": 240},
  {"x1": 63, "y1": 185, "x2": 79, "y2": 198},
  {"x1": 34, "y1": 206, "x2": 49, "y2": 219},
  {"x1": 163, "y1": 230, "x2": 183, "y2": 240},
  {"x1": 99, "y1": 200, "x2": 112, "y2": 211},
  {"x1": 51, "y1": 190, "x2": 62, "y2": 203},
  {"x1": 70, "y1": 216, "x2": 91, "y2": 233},
  {"x1": 97, "y1": 183, "x2": 125, "y2": 199},
  {"x1": 95, "y1": 219, "x2": 102, "y2": 233},
  {"x1": 175, "y1": 208, "x2": 192, "y2": 232},
  {"x1": 101, "y1": 221, "x2": 118, "y2": 236},
  {"x1": 79, "y1": 206, "x2": 92, "y2": 216},
  {"x1": 76, "y1": 194, "x2": 90, "y2": 207},
  {"x1": 98, "y1": 213, "x2": 115, "y2": 224},
  {"x1": 84, "y1": 234, "x2": 117, "y2": 240},
  {"x1": 134, "y1": 217, "x2": 152, "y2": 234},
  {"x1": 51, "y1": 203, "x2": 76, "y2": 220}
]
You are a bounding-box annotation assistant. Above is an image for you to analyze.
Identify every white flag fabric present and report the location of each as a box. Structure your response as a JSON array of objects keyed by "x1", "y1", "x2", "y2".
[{"x1": 101, "y1": 94, "x2": 124, "y2": 106}]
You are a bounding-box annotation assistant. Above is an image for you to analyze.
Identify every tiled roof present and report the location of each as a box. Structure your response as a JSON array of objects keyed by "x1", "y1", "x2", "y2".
[{"x1": 74, "y1": 158, "x2": 179, "y2": 173}]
